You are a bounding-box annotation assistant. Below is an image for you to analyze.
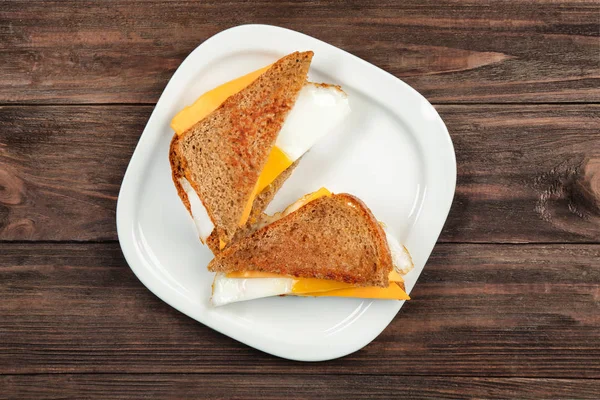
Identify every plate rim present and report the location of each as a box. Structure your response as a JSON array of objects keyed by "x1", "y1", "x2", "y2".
[{"x1": 116, "y1": 23, "x2": 456, "y2": 361}]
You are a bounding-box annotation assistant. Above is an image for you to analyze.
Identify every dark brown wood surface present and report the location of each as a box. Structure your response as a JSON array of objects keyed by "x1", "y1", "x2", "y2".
[
  {"x1": 1, "y1": 0, "x2": 599, "y2": 398},
  {"x1": 3, "y1": 375, "x2": 600, "y2": 400},
  {"x1": 1, "y1": 105, "x2": 598, "y2": 242},
  {"x1": 2, "y1": 243, "x2": 599, "y2": 377},
  {"x1": 1, "y1": 0, "x2": 599, "y2": 104}
]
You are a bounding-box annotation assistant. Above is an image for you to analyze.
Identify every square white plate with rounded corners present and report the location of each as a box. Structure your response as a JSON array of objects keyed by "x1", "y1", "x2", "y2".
[{"x1": 117, "y1": 24, "x2": 455, "y2": 362}]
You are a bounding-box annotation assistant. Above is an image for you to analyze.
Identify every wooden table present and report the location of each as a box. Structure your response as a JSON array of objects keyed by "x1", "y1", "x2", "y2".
[{"x1": 1, "y1": 1, "x2": 599, "y2": 398}]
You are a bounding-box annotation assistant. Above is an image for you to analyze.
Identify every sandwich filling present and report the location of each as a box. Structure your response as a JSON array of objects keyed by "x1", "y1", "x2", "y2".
[
  {"x1": 211, "y1": 270, "x2": 409, "y2": 307},
  {"x1": 171, "y1": 64, "x2": 350, "y2": 245},
  {"x1": 178, "y1": 177, "x2": 214, "y2": 243},
  {"x1": 210, "y1": 188, "x2": 414, "y2": 306}
]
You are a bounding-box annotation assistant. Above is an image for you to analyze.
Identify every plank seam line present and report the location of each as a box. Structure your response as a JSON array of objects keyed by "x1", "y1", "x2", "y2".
[
  {"x1": 438, "y1": 241, "x2": 600, "y2": 245},
  {"x1": 0, "y1": 102, "x2": 599, "y2": 107},
  {"x1": 1, "y1": 240, "x2": 599, "y2": 246},
  {"x1": 0, "y1": 372, "x2": 599, "y2": 379}
]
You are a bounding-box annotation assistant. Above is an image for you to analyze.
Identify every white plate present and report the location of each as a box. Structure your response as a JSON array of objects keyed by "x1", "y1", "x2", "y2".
[{"x1": 116, "y1": 24, "x2": 456, "y2": 361}]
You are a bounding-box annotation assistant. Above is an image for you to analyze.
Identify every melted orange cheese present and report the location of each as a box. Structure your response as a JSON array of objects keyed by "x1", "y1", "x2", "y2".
[
  {"x1": 298, "y1": 283, "x2": 410, "y2": 300},
  {"x1": 256, "y1": 146, "x2": 293, "y2": 194},
  {"x1": 239, "y1": 147, "x2": 293, "y2": 227},
  {"x1": 225, "y1": 269, "x2": 408, "y2": 300},
  {"x1": 171, "y1": 65, "x2": 271, "y2": 135}
]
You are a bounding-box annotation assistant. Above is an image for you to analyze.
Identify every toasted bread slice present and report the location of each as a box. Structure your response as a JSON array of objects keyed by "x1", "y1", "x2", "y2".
[
  {"x1": 170, "y1": 51, "x2": 313, "y2": 248},
  {"x1": 204, "y1": 159, "x2": 300, "y2": 253},
  {"x1": 207, "y1": 193, "x2": 394, "y2": 288}
]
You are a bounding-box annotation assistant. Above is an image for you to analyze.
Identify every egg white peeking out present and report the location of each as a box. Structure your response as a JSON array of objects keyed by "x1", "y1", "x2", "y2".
[
  {"x1": 212, "y1": 273, "x2": 295, "y2": 307},
  {"x1": 383, "y1": 227, "x2": 414, "y2": 275},
  {"x1": 275, "y1": 82, "x2": 350, "y2": 161},
  {"x1": 179, "y1": 177, "x2": 214, "y2": 243}
]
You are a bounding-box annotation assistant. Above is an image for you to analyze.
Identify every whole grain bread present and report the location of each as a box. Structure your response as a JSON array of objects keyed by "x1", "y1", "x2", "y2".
[
  {"x1": 170, "y1": 51, "x2": 313, "y2": 248},
  {"x1": 207, "y1": 193, "x2": 394, "y2": 287},
  {"x1": 204, "y1": 159, "x2": 300, "y2": 253}
]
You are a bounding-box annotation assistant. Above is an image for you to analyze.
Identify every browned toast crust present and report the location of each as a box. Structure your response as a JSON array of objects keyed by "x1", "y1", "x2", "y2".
[
  {"x1": 207, "y1": 193, "x2": 394, "y2": 287},
  {"x1": 170, "y1": 134, "x2": 190, "y2": 213}
]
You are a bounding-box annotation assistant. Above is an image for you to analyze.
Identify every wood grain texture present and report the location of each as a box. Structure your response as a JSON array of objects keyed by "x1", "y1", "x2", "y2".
[
  {"x1": 1, "y1": 242, "x2": 598, "y2": 377},
  {"x1": 2, "y1": 1, "x2": 599, "y2": 398},
  {"x1": 1, "y1": 0, "x2": 598, "y2": 104},
  {"x1": 441, "y1": 105, "x2": 600, "y2": 243},
  {"x1": 2, "y1": 375, "x2": 599, "y2": 400},
  {"x1": 1, "y1": 105, "x2": 598, "y2": 242},
  {"x1": 0, "y1": 106, "x2": 149, "y2": 240}
]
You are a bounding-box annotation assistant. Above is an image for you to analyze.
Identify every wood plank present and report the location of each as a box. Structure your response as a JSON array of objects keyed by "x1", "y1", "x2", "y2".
[
  {"x1": 1, "y1": 105, "x2": 598, "y2": 242},
  {"x1": 2, "y1": 374, "x2": 599, "y2": 400},
  {"x1": 1, "y1": 243, "x2": 598, "y2": 376},
  {"x1": 439, "y1": 105, "x2": 600, "y2": 243},
  {"x1": 1, "y1": 0, "x2": 598, "y2": 104},
  {"x1": 0, "y1": 106, "x2": 148, "y2": 240}
]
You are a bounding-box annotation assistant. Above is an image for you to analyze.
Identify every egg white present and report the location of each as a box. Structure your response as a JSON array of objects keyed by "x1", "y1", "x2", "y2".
[
  {"x1": 276, "y1": 82, "x2": 350, "y2": 161},
  {"x1": 211, "y1": 273, "x2": 295, "y2": 307},
  {"x1": 383, "y1": 227, "x2": 414, "y2": 275},
  {"x1": 179, "y1": 177, "x2": 214, "y2": 243}
]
